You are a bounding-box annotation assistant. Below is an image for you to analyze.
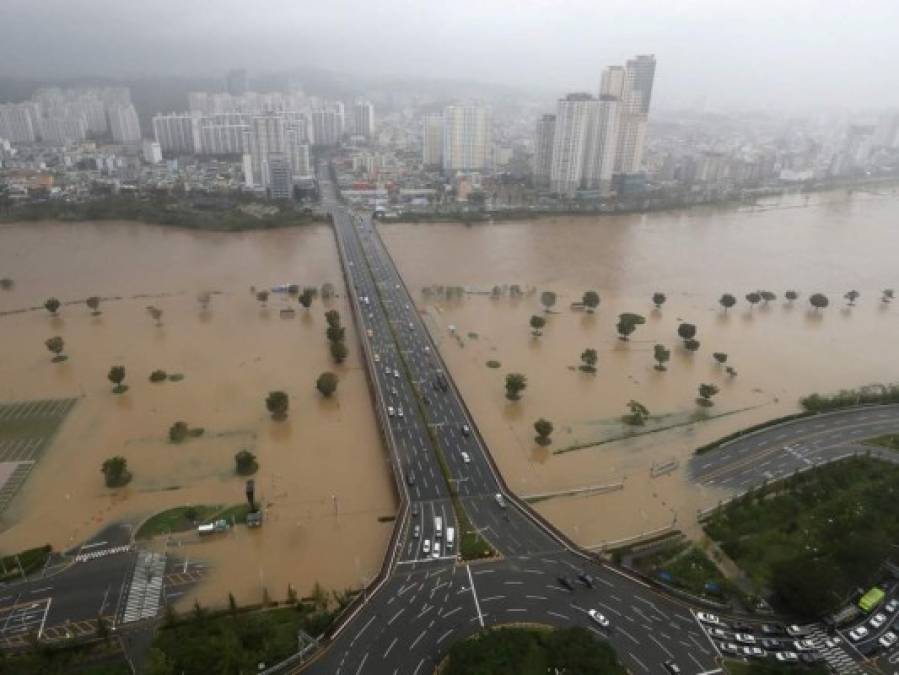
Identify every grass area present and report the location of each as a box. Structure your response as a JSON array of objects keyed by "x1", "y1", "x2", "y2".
[
  {"x1": 865, "y1": 433, "x2": 899, "y2": 452},
  {"x1": 703, "y1": 456, "x2": 899, "y2": 618},
  {"x1": 0, "y1": 544, "x2": 52, "y2": 582},
  {"x1": 151, "y1": 604, "x2": 338, "y2": 674},
  {"x1": 135, "y1": 503, "x2": 251, "y2": 539},
  {"x1": 0, "y1": 195, "x2": 326, "y2": 232},
  {"x1": 632, "y1": 541, "x2": 737, "y2": 601},
  {"x1": 443, "y1": 625, "x2": 626, "y2": 675},
  {"x1": 0, "y1": 639, "x2": 130, "y2": 675},
  {"x1": 800, "y1": 384, "x2": 899, "y2": 413},
  {"x1": 723, "y1": 659, "x2": 828, "y2": 675}
]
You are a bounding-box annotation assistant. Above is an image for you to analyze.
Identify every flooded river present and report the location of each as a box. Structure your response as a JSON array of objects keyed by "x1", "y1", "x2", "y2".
[
  {"x1": 380, "y1": 187, "x2": 899, "y2": 546},
  {"x1": 0, "y1": 220, "x2": 395, "y2": 608}
]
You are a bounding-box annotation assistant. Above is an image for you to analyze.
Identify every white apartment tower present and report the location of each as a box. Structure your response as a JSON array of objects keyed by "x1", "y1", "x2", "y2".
[
  {"x1": 607, "y1": 55, "x2": 656, "y2": 174},
  {"x1": 0, "y1": 105, "x2": 37, "y2": 143},
  {"x1": 108, "y1": 104, "x2": 142, "y2": 144},
  {"x1": 422, "y1": 113, "x2": 444, "y2": 168},
  {"x1": 533, "y1": 114, "x2": 556, "y2": 187},
  {"x1": 248, "y1": 115, "x2": 288, "y2": 189},
  {"x1": 353, "y1": 101, "x2": 375, "y2": 139},
  {"x1": 583, "y1": 96, "x2": 620, "y2": 192},
  {"x1": 152, "y1": 113, "x2": 201, "y2": 154},
  {"x1": 442, "y1": 105, "x2": 492, "y2": 172},
  {"x1": 549, "y1": 94, "x2": 596, "y2": 196}
]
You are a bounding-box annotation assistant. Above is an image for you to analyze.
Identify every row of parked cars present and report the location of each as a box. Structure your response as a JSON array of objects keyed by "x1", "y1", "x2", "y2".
[
  {"x1": 848, "y1": 597, "x2": 899, "y2": 648},
  {"x1": 697, "y1": 613, "x2": 823, "y2": 665}
]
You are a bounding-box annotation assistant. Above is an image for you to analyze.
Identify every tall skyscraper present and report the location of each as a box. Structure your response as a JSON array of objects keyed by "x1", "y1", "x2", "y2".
[
  {"x1": 226, "y1": 69, "x2": 249, "y2": 97},
  {"x1": 311, "y1": 108, "x2": 342, "y2": 146},
  {"x1": 422, "y1": 113, "x2": 444, "y2": 168},
  {"x1": 267, "y1": 154, "x2": 293, "y2": 200},
  {"x1": 611, "y1": 55, "x2": 656, "y2": 174},
  {"x1": 549, "y1": 94, "x2": 596, "y2": 196},
  {"x1": 442, "y1": 105, "x2": 492, "y2": 172},
  {"x1": 248, "y1": 115, "x2": 288, "y2": 189},
  {"x1": 152, "y1": 113, "x2": 201, "y2": 154},
  {"x1": 353, "y1": 101, "x2": 375, "y2": 139},
  {"x1": 0, "y1": 104, "x2": 37, "y2": 143},
  {"x1": 108, "y1": 104, "x2": 142, "y2": 144},
  {"x1": 583, "y1": 96, "x2": 620, "y2": 192},
  {"x1": 533, "y1": 114, "x2": 556, "y2": 187}
]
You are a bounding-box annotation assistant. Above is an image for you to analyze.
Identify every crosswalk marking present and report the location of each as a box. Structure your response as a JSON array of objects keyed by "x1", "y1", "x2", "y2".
[{"x1": 120, "y1": 552, "x2": 167, "y2": 623}]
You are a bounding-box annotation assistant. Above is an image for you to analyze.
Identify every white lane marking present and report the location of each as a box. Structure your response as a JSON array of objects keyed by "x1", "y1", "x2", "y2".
[
  {"x1": 350, "y1": 614, "x2": 377, "y2": 646},
  {"x1": 628, "y1": 651, "x2": 649, "y2": 672},
  {"x1": 353, "y1": 652, "x2": 368, "y2": 675},
  {"x1": 387, "y1": 608, "x2": 404, "y2": 625},
  {"x1": 383, "y1": 637, "x2": 398, "y2": 658},
  {"x1": 547, "y1": 610, "x2": 570, "y2": 620},
  {"x1": 650, "y1": 634, "x2": 674, "y2": 658},
  {"x1": 466, "y1": 564, "x2": 484, "y2": 628},
  {"x1": 617, "y1": 626, "x2": 640, "y2": 644},
  {"x1": 409, "y1": 629, "x2": 427, "y2": 651}
]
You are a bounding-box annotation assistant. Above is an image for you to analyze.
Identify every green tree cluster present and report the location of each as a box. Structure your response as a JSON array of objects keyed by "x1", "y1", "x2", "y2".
[
  {"x1": 505, "y1": 373, "x2": 527, "y2": 401},
  {"x1": 324, "y1": 309, "x2": 348, "y2": 364}
]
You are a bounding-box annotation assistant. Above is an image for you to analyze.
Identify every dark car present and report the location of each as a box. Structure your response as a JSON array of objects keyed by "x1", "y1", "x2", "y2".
[
  {"x1": 762, "y1": 638, "x2": 783, "y2": 650},
  {"x1": 577, "y1": 572, "x2": 595, "y2": 589},
  {"x1": 406, "y1": 473, "x2": 415, "y2": 486},
  {"x1": 557, "y1": 576, "x2": 575, "y2": 591},
  {"x1": 732, "y1": 621, "x2": 753, "y2": 632},
  {"x1": 761, "y1": 623, "x2": 785, "y2": 635},
  {"x1": 663, "y1": 661, "x2": 682, "y2": 674}
]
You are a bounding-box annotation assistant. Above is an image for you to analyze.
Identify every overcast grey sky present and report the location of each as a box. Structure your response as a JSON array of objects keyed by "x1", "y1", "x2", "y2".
[{"x1": 3, "y1": 0, "x2": 898, "y2": 111}]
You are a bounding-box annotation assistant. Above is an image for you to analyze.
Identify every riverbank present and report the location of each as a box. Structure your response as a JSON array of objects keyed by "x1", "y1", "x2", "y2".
[{"x1": 0, "y1": 195, "x2": 327, "y2": 231}]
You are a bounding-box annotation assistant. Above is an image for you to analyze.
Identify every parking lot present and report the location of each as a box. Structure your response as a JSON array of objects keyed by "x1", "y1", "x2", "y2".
[{"x1": 0, "y1": 596, "x2": 51, "y2": 645}]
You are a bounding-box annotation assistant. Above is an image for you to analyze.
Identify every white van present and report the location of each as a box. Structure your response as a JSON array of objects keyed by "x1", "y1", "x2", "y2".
[
  {"x1": 434, "y1": 516, "x2": 443, "y2": 539},
  {"x1": 445, "y1": 527, "x2": 455, "y2": 551}
]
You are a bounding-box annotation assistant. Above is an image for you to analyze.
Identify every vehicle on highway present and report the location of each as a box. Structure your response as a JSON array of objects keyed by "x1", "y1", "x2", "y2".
[
  {"x1": 434, "y1": 371, "x2": 448, "y2": 391},
  {"x1": 697, "y1": 612, "x2": 721, "y2": 625},
  {"x1": 718, "y1": 642, "x2": 739, "y2": 655},
  {"x1": 407, "y1": 322, "x2": 413, "y2": 330},
  {"x1": 412, "y1": 504, "x2": 419, "y2": 516},
  {"x1": 740, "y1": 646, "x2": 764, "y2": 658},
  {"x1": 792, "y1": 639, "x2": 816, "y2": 651},
  {"x1": 445, "y1": 527, "x2": 455, "y2": 551},
  {"x1": 709, "y1": 628, "x2": 728, "y2": 639},
  {"x1": 461, "y1": 424, "x2": 471, "y2": 436},
  {"x1": 434, "y1": 517, "x2": 443, "y2": 539},
  {"x1": 374, "y1": 353, "x2": 380, "y2": 362},
  {"x1": 424, "y1": 345, "x2": 430, "y2": 352},
  {"x1": 587, "y1": 609, "x2": 609, "y2": 628},
  {"x1": 775, "y1": 651, "x2": 799, "y2": 662},
  {"x1": 786, "y1": 624, "x2": 807, "y2": 636},
  {"x1": 391, "y1": 387, "x2": 397, "y2": 395},
  {"x1": 388, "y1": 406, "x2": 395, "y2": 417},
  {"x1": 495, "y1": 493, "x2": 506, "y2": 508},
  {"x1": 735, "y1": 633, "x2": 756, "y2": 644},
  {"x1": 366, "y1": 329, "x2": 373, "y2": 337},
  {"x1": 432, "y1": 542, "x2": 441, "y2": 558},
  {"x1": 849, "y1": 625, "x2": 869, "y2": 641},
  {"x1": 870, "y1": 612, "x2": 888, "y2": 628},
  {"x1": 412, "y1": 524, "x2": 420, "y2": 538},
  {"x1": 406, "y1": 473, "x2": 415, "y2": 486},
  {"x1": 384, "y1": 366, "x2": 391, "y2": 376},
  {"x1": 577, "y1": 572, "x2": 595, "y2": 589},
  {"x1": 422, "y1": 539, "x2": 430, "y2": 554},
  {"x1": 397, "y1": 406, "x2": 404, "y2": 418},
  {"x1": 461, "y1": 451, "x2": 471, "y2": 463},
  {"x1": 663, "y1": 662, "x2": 682, "y2": 674},
  {"x1": 557, "y1": 576, "x2": 575, "y2": 591},
  {"x1": 761, "y1": 638, "x2": 782, "y2": 650},
  {"x1": 393, "y1": 369, "x2": 400, "y2": 378},
  {"x1": 879, "y1": 631, "x2": 897, "y2": 648}
]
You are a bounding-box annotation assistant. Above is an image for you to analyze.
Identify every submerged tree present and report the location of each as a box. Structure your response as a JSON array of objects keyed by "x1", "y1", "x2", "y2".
[
  {"x1": 235, "y1": 450, "x2": 258, "y2": 475},
  {"x1": 677, "y1": 323, "x2": 696, "y2": 344},
  {"x1": 653, "y1": 344, "x2": 671, "y2": 371},
  {"x1": 713, "y1": 352, "x2": 728, "y2": 365},
  {"x1": 623, "y1": 400, "x2": 650, "y2": 426},
  {"x1": 844, "y1": 290, "x2": 860, "y2": 306},
  {"x1": 299, "y1": 287, "x2": 315, "y2": 310},
  {"x1": 107, "y1": 365, "x2": 127, "y2": 393},
  {"x1": 146, "y1": 306, "x2": 163, "y2": 326},
  {"x1": 745, "y1": 292, "x2": 762, "y2": 310},
  {"x1": 44, "y1": 297, "x2": 61, "y2": 315},
  {"x1": 316, "y1": 372, "x2": 339, "y2": 397},
  {"x1": 652, "y1": 292, "x2": 667, "y2": 309},
  {"x1": 0, "y1": 278, "x2": 13, "y2": 291},
  {"x1": 256, "y1": 290, "x2": 270, "y2": 306},
  {"x1": 101, "y1": 456, "x2": 131, "y2": 488},
  {"x1": 505, "y1": 373, "x2": 528, "y2": 401},
  {"x1": 540, "y1": 290, "x2": 557, "y2": 313},
  {"x1": 582, "y1": 290, "x2": 600, "y2": 313},
  {"x1": 329, "y1": 340, "x2": 348, "y2": 364},
  {"x1": 579, "y1": 348, "x2": 598, "y2": 373},
  {"x1": 45, "y1": 336, "x2": 66, "y2": 362},
  {"x1": 265, "y1": 391, "x2": 289, "y2": 420},
  {"x1": 616, "y1": 313, "x2": 645, "y2": 341},
  {"x1": 760, "y1": 290, "x2": 777, "y2": 304},
  {"x1": 697, "y1": 383, "x2": 720, "y2": 407},
  {"x1": 809, "y1": 293, "x2": 830, "y2": 312},
  {"x1": 86, "y1": 296, "x2": 101, "y2": 315},
  {"x1": 785, "y1": 290, "x2": 799, "y2": 304},
  {"x1": 324, "y1": 309, "x2": 341, "y2": 329},
  {"x1": 684, "y1": 338, "x2": 701, "y2": 353},
  {"x1": 529, "y1": 314, "x2": 546, "y2": 336},
  {"x1": 719, "y1": 293, "x2": 736, "y2": 313},
  {"x1": 533, "y1": 418, "x2": 554, "y2": 445},
  {"x1": 882, "y1": 289, "x2": 894, "y2": 304}
]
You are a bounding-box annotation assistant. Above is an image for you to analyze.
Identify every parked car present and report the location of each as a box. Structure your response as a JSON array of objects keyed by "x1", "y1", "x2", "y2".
[
  {"x1": 849, "y1": 626, "x2": 869, "y2": 641},
  {"x1": 740, "y1": 646, "x2": 764, "y2": 658},
  {"x1": 761, "y1": 638, "x2": 782, "y2": 650},
  {"x1": 885, "y1": 599, "x2": 899, "y2": 613},
  {"x1": 697, "y1": 612, "x2": 720, "y2": 625},
  {"x1": 786, "y1": 625, "x2": 807, "y2": 636},
  {"x1": 734, "y1": 633, "x2": 756, "y2": 645},
  {"x1": 557, "y1": 576, "x2": 575, "y2": 591},
  {"x1": 775, "y1": 651, "x2": 799, "y2": 663},
  {"x1": 422, "y1": 539, "x2": 431, "y2": 554},
  {"x1": 800, "y1": 652, "x2": 823, "y2": 664},
  {"x1": 870, "y1": 613, "x2": 888, "y2": 629},
  {"x1": 718, "y1": 642, "x2": 739, "y2": 655},
  {"x1": 792, "y1": 639, "x2": 816, "y2": 651},
  {"x1": 879, "y1": 631, "x2": 897, "y2": 649},
  {"x1": 709, "y1": 628, "x2": 728, "y2": 639},
  {"x1": 823, "y1": 637, "x2": 841, "y2": 649},
  {"x1": 577, "y1": 573, "x2": 595, "y2": 589},
  {"x1": 588, "y1": 609, "x2": 610, "y2": 628},
  {"x1": 732, "y1": 621, "x2": 753, "y2": 632}
]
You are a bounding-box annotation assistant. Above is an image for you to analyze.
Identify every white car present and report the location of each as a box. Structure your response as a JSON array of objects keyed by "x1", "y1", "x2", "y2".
[
  {"x1": 740, "y1": 646, "x2": 764, "y2": 658},
  {"x1": 792, "y1": 639, "x2": 816, "y2": 651},
  {"x1": 823, "y1": 637, "x2": 842, "y2": 648},
  {"x1": 870, "y1": 613, "x2": 887, "y2": 629},
  {"x1": 879, "y1": 631, "x2": 897, "y2": 648},
  {"x1": 775, "y1": 652, "x2": 799, "y2": 663},
  {"x1": 393, "y1": 369, "x2": 400, "y2": 378},
  {"x1": 432, "y1": 542, "x2": 441, "y2": 558},
  {"x1": 494, "y1": 493, "x2": 506, "y2": 508},
  {"x1": 709, "y1": 627, "x2": 728, "y2": 639},
  {"x1": 384, "y1": 366, "x2": 391, "y2": 376},
  {"x1": 697, "y1": 612, "x2": 721, "y2": 625},
  {"x1": 785, "y1": 625, "x2": 806, "y2": 636},
  {"x1": 461, "y1": 451, "x2": 471, "y2": 463},
  {"x1": 374, "y1": 353, "x2": 380, "y2": 362},
  {"x1": 387, "y1": 406, "x2": 395, "y2": 417},
  {"x1": 735, "y1": 633, "x2": 756, "y2": 645},
  {"x1": 885, "y1": 599, "x2": 899, "y2": 613},
  {"x1": 588, "y1": 609, "x2": 610, "y2": 628},
  {"x1": 397, "y1": 406, "x2": 404, "y2": 418},
  {"x1": 422, "y1": 539, "x2": 431, "y2": 554},
  {"x1": 849, "y1": 626, "x2": 869, "y2": 642}
]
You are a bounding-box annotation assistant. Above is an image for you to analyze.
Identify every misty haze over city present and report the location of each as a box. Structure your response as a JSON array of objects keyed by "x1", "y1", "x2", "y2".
[{"x1": 2, "y1": 3, "x2": 899, "y2": 675}]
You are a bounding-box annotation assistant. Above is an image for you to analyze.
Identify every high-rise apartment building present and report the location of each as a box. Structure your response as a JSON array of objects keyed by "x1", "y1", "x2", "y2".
[
  {"x1": 612, "y1": 55, "x2": 656, "y2": 174},
  {"x1": 533, "y1": 114, "x2": 556, "y2": 187},
  {"x1": 141, "y1": 139, "x2": 163, "y2": 164},
  {"x1": 422, "y1": 113, "x2": 444, "y2": 168},
  {"x1": 442, "y1": 105, "x2": 492, "y2": 172},
  {"x1": 353, "y1": 101, "x2": 375, "y2": 139},
  {"x1": 0, "y1": 104, "x2": 37, "y2": 143},
  {"x1": 583, "y1": 96, "x2": 620, "y2": 192},
  {"x1": 248, "y1": 115, "x2": 288, "y2": 189},
  {"x1": 549, "y1": 94, "x2": 597, "y2": 196},
  {"x1": 267, "y1": 154, "x2": 293, "y2": 200},
  {"x1": 152, "y1": 113, "x2": 201, "y2": 154},
  {"x1": 108, "y1": 104, "x2": 142, "y2": 144}
]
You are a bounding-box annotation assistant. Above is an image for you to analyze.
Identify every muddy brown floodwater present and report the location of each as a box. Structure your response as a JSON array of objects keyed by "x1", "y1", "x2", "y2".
[
  {"x1": 0, "y1": 220, "x2": 396, "y2": 608},
  {"x1": 380, "y1": 187, "x2": 899, "y2": 547}
]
